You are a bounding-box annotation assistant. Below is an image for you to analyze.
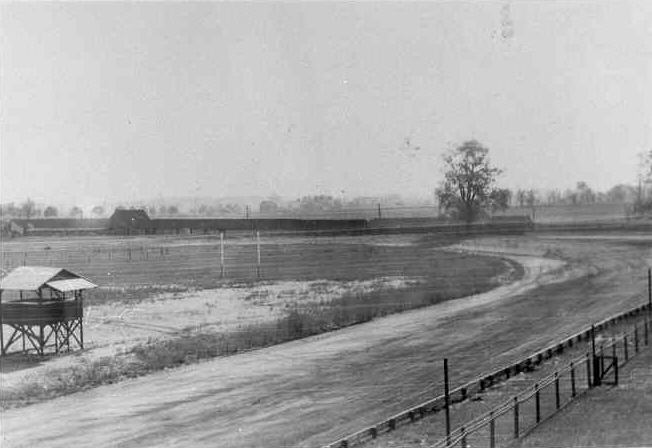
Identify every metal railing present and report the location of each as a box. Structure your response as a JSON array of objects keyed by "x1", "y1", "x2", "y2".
[
  {"x1": 322, "y1": 303, "x2": 651, "y2": 448},
  {"x1": 430, "y1": 317, "x2": 651, "y2": 448}
]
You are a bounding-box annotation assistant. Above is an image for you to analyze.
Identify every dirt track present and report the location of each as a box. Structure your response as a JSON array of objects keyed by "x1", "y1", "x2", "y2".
[{"x1": 1, "y1": 235, "x2": 650, "y2": 448}]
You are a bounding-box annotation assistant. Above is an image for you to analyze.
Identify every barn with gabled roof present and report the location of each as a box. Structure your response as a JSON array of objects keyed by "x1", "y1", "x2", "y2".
[{"x1": 108, "y1": 208, "x2": 151, "y2": 233}]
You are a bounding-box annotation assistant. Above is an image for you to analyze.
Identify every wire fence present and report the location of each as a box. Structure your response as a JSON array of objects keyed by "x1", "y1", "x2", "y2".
[
  {"x1": 430, "y1": 316, "x2": 652, "y2": 448},
  {"x1": 321, "y1": 302, "x2": 652, "y2": 448}
]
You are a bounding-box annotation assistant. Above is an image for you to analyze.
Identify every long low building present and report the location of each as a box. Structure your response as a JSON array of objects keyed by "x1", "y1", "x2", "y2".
[
  {"x1": 108, "y1": 209, "x2": 369, "y2": 234},
  {"x1": 3, "y1": 209, "x2": 536, "y2": 237}
]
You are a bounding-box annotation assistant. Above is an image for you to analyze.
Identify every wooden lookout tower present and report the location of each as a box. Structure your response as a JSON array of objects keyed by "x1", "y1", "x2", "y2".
[{"x1": 0, "y1": 266, "x2": 97, "y2": 355}]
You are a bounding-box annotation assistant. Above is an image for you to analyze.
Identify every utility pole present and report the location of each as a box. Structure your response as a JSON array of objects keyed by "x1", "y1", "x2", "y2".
[
  {"x1": 648, "y1": 268, "x2": 651, "y2": 316},
  {"x1": 444, "y1": 358, "x2": 451, "y2": 444},
  {"x1": 256, "y1": 230, "x2": 261, "y2": 279},
  {"x1": 220, "y1": 231, "x2": 225, "y2": 278}
]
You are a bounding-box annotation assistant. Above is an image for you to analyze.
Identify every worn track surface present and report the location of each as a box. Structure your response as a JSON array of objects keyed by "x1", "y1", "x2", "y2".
[{"x1": 1, "y1": 234, "x2": 650, "y2": 448}]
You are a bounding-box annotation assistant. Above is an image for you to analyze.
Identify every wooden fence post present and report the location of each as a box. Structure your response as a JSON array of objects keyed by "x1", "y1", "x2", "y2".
[
  {"x1": 554, "y1": 372, "x2": 560, "y2": 409},
  {"x1": 614, "y1": 356, "x2": 619, "y2": 385},
  {"x1": 220, "y1": 231, "x2": 225, "y2": 278},
  {"x1": 444, "y1": 358, "x2": 451, "y2": 445},
  {"x1": 489, "y1": 412, "x2": 495, "y2": 448},
  {"x1": 535, "y1": 383, "x2": 541, "y2": 423},
  {"x1": 591, "y1": 325, "x2": 602, "y2": 386},
  {"x1": 513, "y1": 396, "x2": 519, "y2": 438},
  {"x1": 586, "y1": 354, "x2": 592, "y2": 388}
]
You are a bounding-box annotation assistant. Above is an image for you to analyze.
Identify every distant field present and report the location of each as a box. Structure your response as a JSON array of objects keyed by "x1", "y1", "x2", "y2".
[{"x1": 497, "y1": 203, "x2": 628, "y2": 223}]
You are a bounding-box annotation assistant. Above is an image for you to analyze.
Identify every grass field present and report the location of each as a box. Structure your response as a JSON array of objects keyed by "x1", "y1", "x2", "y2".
[
  {"x1": 496, "y1": 203, "x2": 629, "y2": 223},
  {"x1": 1, "y1": 233, "x2": 505, "y2": 301},
  {"x1": 0, "y1": 232, "x2": 520, "y2": 407}
]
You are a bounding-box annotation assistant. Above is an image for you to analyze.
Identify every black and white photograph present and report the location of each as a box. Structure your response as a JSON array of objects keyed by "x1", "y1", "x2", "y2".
[{"x1": 0, "y1": 1, "x2": 651, "y2": 447}]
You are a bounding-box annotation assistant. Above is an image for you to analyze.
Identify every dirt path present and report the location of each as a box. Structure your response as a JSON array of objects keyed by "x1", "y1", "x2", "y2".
[{"x1": 1, "y1": 235, "x2": 649, "y2": 448}]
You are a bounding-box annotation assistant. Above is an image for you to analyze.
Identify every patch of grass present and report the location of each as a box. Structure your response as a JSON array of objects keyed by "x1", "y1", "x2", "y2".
[
  {"x1": 1, "y1": 253, "x2": 521, "y2": 409},
  {"x1": 86, "y1": 285, "x2": 190, "y2": 305},
  {"x1": 0, "y1": 355, "x2": 145, "y2": 408},
  {"x1": 132, "y1": 255, "x2": 521, "y2": 370}
]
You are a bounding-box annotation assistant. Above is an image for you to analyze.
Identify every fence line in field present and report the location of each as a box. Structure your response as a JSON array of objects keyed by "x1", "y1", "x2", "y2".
[{"x1": 322, "y1": 302, "x2": 652, "y2": 448}]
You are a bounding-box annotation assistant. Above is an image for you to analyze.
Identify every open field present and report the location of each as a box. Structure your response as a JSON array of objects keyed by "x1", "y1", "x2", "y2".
[
  {"x1": 0, "y1": 232, "x2": 516, "y2": 405},
  {"x1": 496, "y1": 203, "x2": 630, "y2": 223},
  {"x1": 0, "y1": 233, "x2": 514, "y2": 350},
  {"x1": 1, "y1": 233, "x2": 651, "y2": 447},
  {"x1": 1, "y1": 233, "x2": 503, "y2": 296}
]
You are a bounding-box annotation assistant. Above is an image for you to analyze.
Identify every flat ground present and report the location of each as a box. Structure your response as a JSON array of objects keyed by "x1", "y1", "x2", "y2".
[
  {"x1": 0, "y1": 233, "x2": 651, "y2": 448},
  {"x1": 516, "y1": 341, "x2": 652, "y2": 448},
  {"x1": 0, "y1": 233, "x2": 512, "y2": 390}
]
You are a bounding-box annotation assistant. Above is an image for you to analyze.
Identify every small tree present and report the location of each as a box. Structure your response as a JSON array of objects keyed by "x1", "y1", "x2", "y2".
[
  {"x1": 69, "y1": 206, "x2": 83, "y2": 219},
  {"x1": 489, "y1": 188, "x2": 512, "y2": 212},
  {"x1": 43, "y1": 206, "x2": 59, "y2": 217},
  {"x1": 21, "y1": 198, "x2": 37, "y2": 219},
  {"x1": 91, "y1": 205, "x2": 105, "y2": 217},
  {"x1": 515, "y1": 189, "x2": 527, "y2": 208},
  {"x1": 436, "y1": 140, "x2": 505, "y2": 222}
]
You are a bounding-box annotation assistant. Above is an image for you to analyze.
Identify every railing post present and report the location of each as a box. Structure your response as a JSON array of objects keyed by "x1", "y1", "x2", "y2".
[
  {"x1": 600, "y1": 345, "x2": 605, "y2": 376},
  {"x1": 513, "y1": 396, "x2": 519, "y2": 439},
  {"x1": 444, "y1": 358, "x2": 451, "y2": 445},
  {"x1": 460, "y1": 426, "x2": 467, "y2": 448},
  {"x1": 645, "y1": 320, "x2": 649, "y2": 346},
  {"x1": 647, "y1": 268, "x2": 652, "y2": 316},
  {"x1": 614, "y1": 355, "x2": 619, "y2": 385},
  {"x1": 555, "y1": 372, "x2": 560, "y2": 409},
  {"x1": 535, "y1": 383, "x2": 541, "y2": 423},
  {"x1": 489, "y1": 412, "x2": 496, "y2": 448},
  {"x1": 635, "y1": 325, "x2": 639, "y2": 353},
  {"x1": 570, "y1": 362, "x2": 576, "y2": 397},
  {"x1": 612, "y1": 337, "x2": 617, "y2": 362},
  {"x1": 624, "y1": 335, "x2": 629, "y2": 361},
  {"x1": 591, "y1": 325, "x2": 601, "y2": 386},
  {"x1": 586, "y1": 353, "x2": 592, "y2": 388}
]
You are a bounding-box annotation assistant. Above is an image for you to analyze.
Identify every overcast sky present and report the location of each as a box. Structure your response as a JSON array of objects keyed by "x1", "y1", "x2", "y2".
[{"x1": 1, "y1": 1, "x2": 650, "y2": 207}]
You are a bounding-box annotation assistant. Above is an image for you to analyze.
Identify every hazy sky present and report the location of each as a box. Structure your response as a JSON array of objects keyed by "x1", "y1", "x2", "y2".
[{"x1": 1, "y1": 1, "x2": 650, "y2": 207}]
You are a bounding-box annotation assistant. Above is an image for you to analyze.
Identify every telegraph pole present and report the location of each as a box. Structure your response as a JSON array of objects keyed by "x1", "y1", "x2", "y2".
[
  {"x1": 648, "y1": 268, "x2": 651, "y2": 316},
  {"x1": 220, "y1": 231, "x2": 225, "y2": 278},
  {"x1": 444, "y1": 358, "x2": 451, "y2": 444}
]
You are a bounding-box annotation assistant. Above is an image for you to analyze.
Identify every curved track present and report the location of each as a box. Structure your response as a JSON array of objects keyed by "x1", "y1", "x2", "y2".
[{"x1": 1, "y1": 234, "x2": 650, "y2": 448}]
